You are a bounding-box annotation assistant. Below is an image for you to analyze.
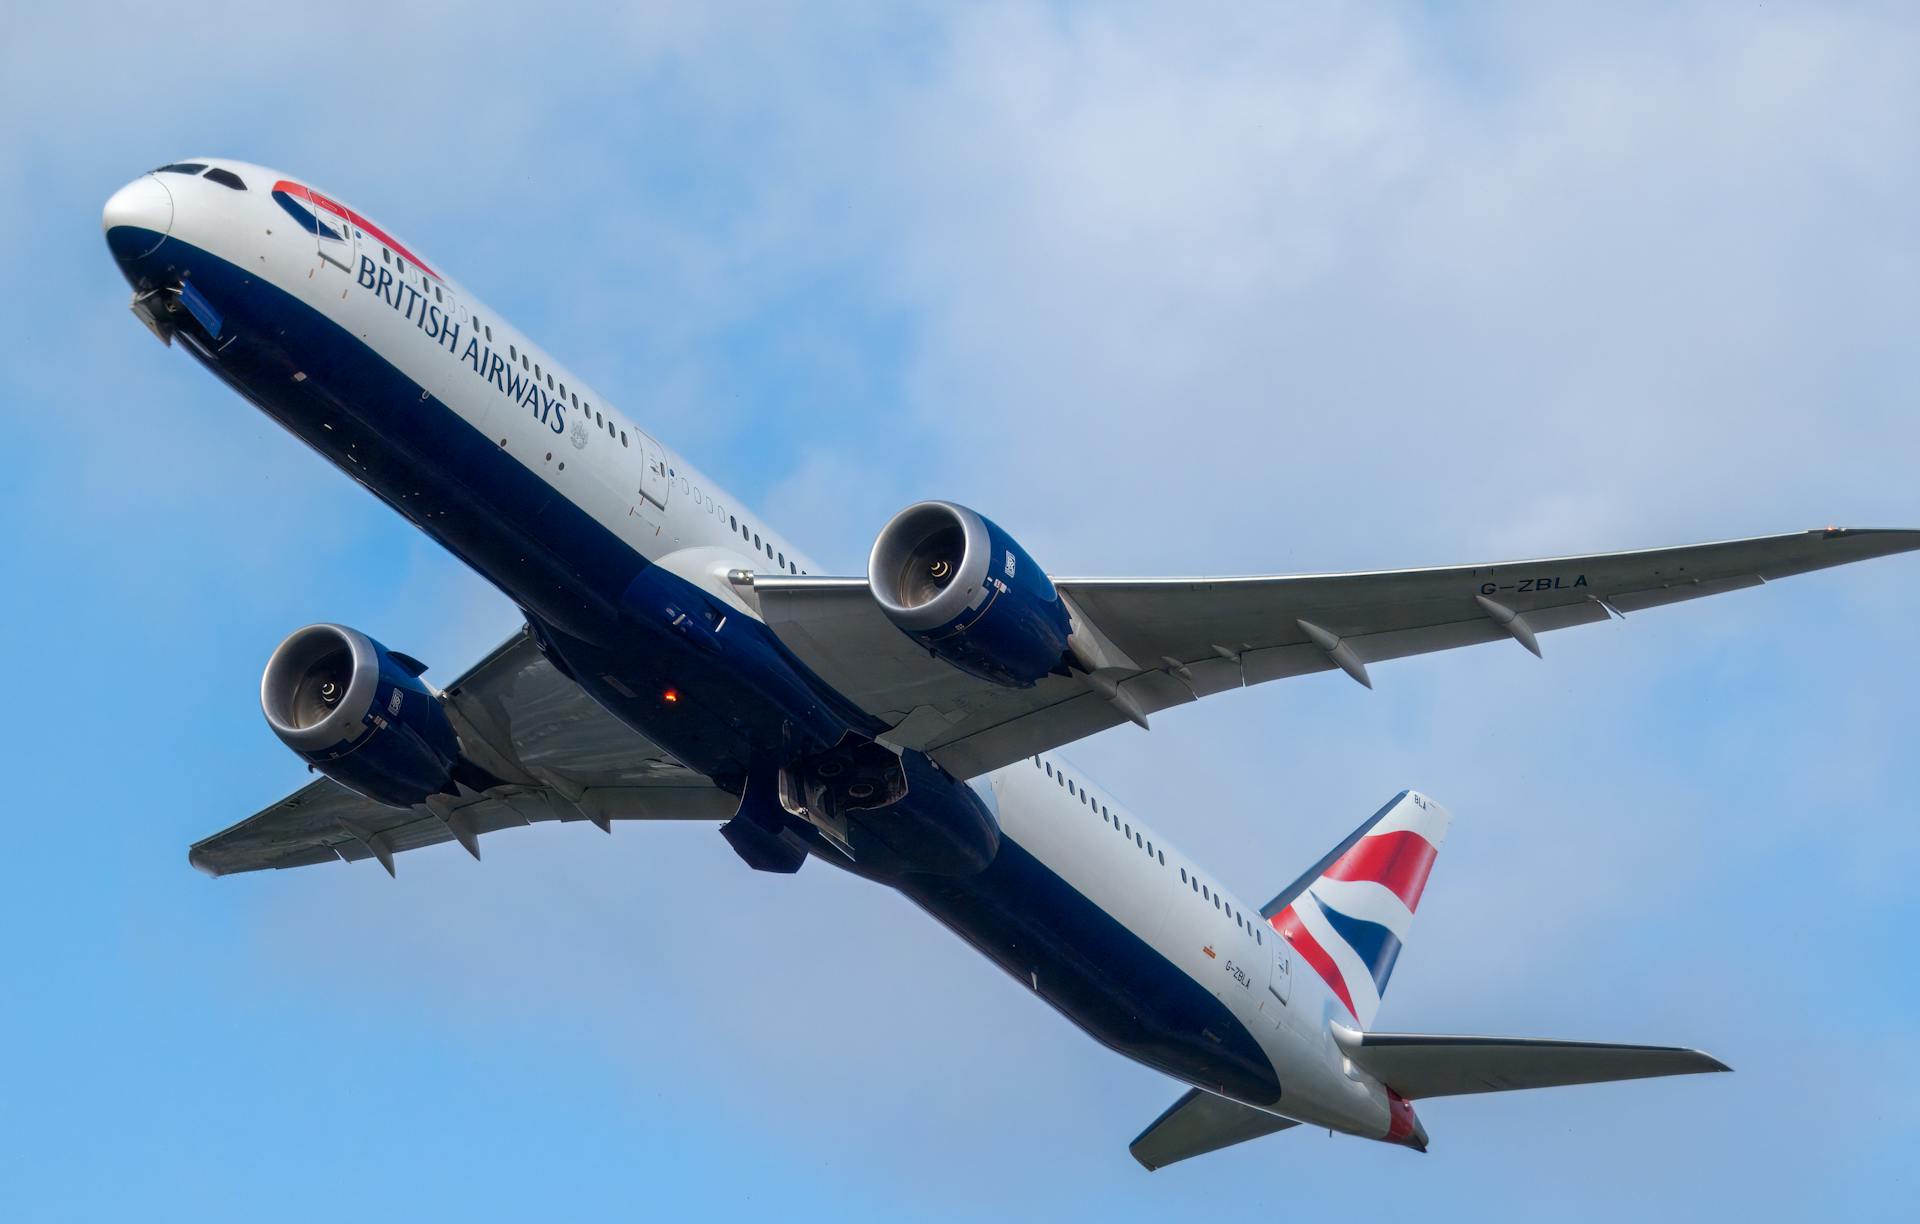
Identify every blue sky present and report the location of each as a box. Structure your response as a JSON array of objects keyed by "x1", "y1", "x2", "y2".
[{"x1": 4, "y1": 3, "x2": 1919, "y2": 1219}]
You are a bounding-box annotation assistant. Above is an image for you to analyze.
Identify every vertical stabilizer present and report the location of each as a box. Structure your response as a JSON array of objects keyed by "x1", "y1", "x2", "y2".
[{"x1": 1260, "y1": 790, "x2": 1450, "y2": 1028}]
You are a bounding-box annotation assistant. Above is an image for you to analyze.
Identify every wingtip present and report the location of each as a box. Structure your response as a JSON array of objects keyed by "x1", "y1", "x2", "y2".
[
  {"x1": 187, "y1": 846, "x2": 223, "y2": 878},
  {"x1": 1817, "y1": 525, "x2": 1920, "y2": 544}
]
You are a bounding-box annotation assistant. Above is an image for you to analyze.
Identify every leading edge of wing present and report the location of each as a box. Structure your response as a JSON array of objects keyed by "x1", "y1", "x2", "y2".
[
  {"x1": 1041, "y1": 526, "x2": 1920, "y2": 589},
  {"x1": 746, "y1": 526, "x2": 1920, "y2": 595}
]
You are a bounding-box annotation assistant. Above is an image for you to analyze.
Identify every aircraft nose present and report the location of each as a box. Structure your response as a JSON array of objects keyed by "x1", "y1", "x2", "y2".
[{"x1": 103, "y1": 173, "x2": 174, "y2": 261}]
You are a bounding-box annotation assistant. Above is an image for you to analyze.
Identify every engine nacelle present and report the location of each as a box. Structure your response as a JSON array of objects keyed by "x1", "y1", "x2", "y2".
[
  {"x1": 260, "y1": 624, "x2": 463, "y2": 809},
  {"x1": 868, "y1": 501, "x2": 1071, "y2": 688}
]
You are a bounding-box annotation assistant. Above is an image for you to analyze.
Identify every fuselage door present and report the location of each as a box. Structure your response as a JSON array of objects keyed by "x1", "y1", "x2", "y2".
[
  {"x1": 313, "y1": 196, "x2": 358, "y2": 274},
  {"x1": 1265, "y1": 941, "x2": 1292, "y2": 1012},
  {"x1": 637, "y1": 432, "x2": 671, "y2": 509}
]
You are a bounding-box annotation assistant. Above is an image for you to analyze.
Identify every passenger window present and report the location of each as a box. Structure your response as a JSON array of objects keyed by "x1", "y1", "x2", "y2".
[
  {"x1": 1158, "y1": 850, "x2": 1165, "y2": 865},
  {"x1": 1043, "y1": 763, "x2": 1051, "y2": 778},
  {"x1": 509, "y1": 344, "x2": 517, "y2": 360},
  {"x1": 383, "y1": 247, "x2": 391, "y2": 264},
  {"x1": 729, "y1": 515, "x2": 738, "y2": 531},
  {"x1": 485, "y1": 325, "x2": 493, "y2": 341},
  {"x1": 777, "y1": 552, "x2": 785, "y2": 567},
  {"x1": 1180, "y1": 868, "x2": 1187, "y2": 883},
  {"x1": 622, "y1": 431, "x2": 629, "y2": 447}
]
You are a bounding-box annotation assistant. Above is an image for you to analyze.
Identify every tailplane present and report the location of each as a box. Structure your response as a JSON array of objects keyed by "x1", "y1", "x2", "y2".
[
  {"x1": 1129, "y1": 1089, "x2": 1300, "y2": 1171},
  {"x1": 1333, "y1": 1027, "x2": 1729, "y2": 1099},
  {"x1": 1260, "y1": 790, "x2": 1450, "y2": 1028}
]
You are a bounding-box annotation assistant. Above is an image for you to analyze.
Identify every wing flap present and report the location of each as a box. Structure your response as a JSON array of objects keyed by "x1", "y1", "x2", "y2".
[
  {"x1": 1334, "y1": 1029, "x2": 1730, "y2": 1100},
  {"x1": 1129, "y1": 1088, "x2": 1299, "y2": 1171}
]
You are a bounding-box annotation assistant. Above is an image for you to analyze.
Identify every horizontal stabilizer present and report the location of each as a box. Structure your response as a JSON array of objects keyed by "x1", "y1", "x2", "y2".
[
  {"x1": 1129, "y1": 1088, "x2": 1299, "y2": 1171},
  {"x1": 1334, "y1": 1027, "x2": 1729, "y2": 1100}
]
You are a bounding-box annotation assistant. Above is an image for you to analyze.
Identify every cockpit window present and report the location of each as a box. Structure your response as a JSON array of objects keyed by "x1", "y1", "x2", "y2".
[
  {"x1": 202, "y1": 168, "x2": 247, "y2": 191},
  {"x1": 154, "y1": 163, "x2": 207, "y2": 175}
]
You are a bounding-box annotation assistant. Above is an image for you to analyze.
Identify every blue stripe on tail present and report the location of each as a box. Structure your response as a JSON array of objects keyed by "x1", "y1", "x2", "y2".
[{"x1": 1312, "y1": 892, "x2": 1404, "y2": 997}]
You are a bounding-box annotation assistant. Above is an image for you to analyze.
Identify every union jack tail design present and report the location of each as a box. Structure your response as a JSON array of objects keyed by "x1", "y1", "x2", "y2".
[{"x1": 1262, "y1": 790, "x2": 1451, "y2": 1030}]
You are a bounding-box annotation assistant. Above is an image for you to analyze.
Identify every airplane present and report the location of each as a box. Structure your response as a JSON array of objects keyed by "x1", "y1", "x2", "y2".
[{"x1": 103, "y1": 158, "x2": 1920, "y2": 1167}]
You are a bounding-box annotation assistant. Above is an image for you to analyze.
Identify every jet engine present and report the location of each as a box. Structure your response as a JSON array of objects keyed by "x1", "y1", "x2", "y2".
[
  {"x1": 868, "y1": 501, "x2": 1071, "y2": 688},
  {"x1": 260, "y1": 623, "x2": 464, "y2": 808}
]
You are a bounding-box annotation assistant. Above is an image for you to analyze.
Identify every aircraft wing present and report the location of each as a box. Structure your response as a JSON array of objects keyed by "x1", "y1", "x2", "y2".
[
  {"x1": 189, "y1": 629, "x2": 734, "y2": 877},
  {"x1": 1334, "y1": 1029, "x2": 1730, "y2": 1100},
  {"x1": 752, "y1": 527, "x2": 1920, "y2": 778}
]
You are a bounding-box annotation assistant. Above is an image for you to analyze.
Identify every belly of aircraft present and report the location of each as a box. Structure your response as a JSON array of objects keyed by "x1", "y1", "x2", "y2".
[{"x1": 892, "y1": 837, "x2": 1280, "y2": 1105}]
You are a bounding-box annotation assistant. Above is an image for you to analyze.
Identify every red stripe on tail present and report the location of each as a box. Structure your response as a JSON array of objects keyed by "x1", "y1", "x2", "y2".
[
  {"x1": 1323, "y1": 829, "x2": 1438, "y2": 912},
  {"x1": 1271, "y1": 905, "x2": 1356, "y2": 1019}
]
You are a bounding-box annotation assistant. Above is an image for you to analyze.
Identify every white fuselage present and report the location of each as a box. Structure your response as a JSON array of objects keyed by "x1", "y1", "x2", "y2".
[{"x1": 104, "y1": 160, "x2": 1399, "y2": 1143}]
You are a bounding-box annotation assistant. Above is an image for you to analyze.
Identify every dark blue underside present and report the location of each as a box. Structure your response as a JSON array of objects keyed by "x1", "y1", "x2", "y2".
[
  {"x1": 109, "y1": 227, "x2": 1278, "y2": 1105},
  {"x1": 896, "y1": 841, "x2": 1280, "y2": 1101}
]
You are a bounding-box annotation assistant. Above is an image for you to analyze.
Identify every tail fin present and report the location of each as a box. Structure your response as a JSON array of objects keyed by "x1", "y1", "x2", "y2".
[{"x1": 1260, "y1": 790, "x2": 1451, "y2": 1029}]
